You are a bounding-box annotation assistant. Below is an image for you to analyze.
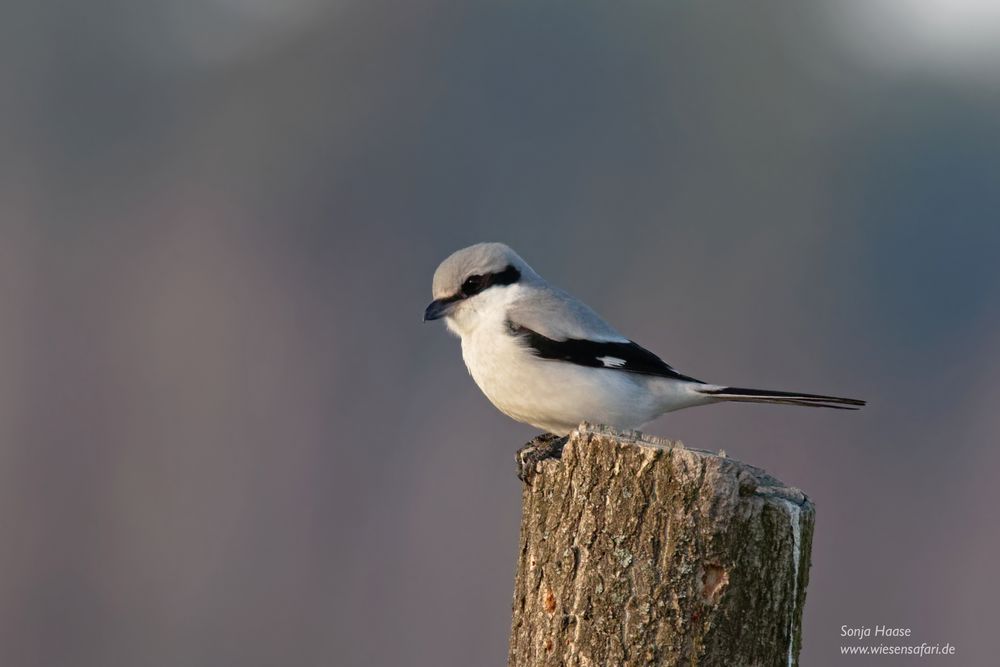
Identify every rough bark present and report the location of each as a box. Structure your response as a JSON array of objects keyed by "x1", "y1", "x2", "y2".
[{"x1": 508, "y1": 423, "x2": 814, "y2": 667}]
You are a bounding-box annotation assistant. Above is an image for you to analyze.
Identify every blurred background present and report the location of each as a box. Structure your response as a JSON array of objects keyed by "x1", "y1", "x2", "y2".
[{"x1": 2, "y1": 1, "x2": 999, "y2": 665}]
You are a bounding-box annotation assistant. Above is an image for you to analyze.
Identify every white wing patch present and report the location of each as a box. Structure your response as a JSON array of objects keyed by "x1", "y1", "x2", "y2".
[{"x1": 598, "y1": 356, "x2": 626, "y2": 368}]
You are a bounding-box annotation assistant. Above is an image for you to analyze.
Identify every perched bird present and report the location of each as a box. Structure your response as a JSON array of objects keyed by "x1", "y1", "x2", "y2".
[{"x1": 424, "y1": 242, "x2": 864, "y2": 450}]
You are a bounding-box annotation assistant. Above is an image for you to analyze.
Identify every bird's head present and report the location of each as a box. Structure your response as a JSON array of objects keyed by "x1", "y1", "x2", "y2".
[{"x1": 424, "y1": 242, "x2": 535, "y2": 336}]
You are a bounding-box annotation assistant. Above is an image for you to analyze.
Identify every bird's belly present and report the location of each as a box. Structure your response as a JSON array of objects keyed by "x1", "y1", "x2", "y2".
[{"x1": 461, "y1": 333, "x2": 664, "y2": 435}]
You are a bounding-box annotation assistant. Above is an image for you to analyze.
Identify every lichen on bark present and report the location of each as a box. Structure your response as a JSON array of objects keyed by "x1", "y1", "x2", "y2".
[{"x1": 508, "y1": 423, "x2": 814, "y2": 667}]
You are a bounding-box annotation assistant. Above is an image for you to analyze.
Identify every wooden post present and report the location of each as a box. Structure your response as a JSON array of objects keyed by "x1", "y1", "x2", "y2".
[{"x1": 508, "y1": 424, "x2": 814, "y2": 667}]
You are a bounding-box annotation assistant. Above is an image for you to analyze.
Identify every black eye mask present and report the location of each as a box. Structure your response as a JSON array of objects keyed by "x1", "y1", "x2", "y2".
[{"x1": 460, "y1": 264, "x2": 521, "y2": 298}]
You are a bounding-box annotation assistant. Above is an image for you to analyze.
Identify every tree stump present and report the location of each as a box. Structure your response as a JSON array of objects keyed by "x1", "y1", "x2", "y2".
[{"x1": 508, "y1": 423, "x2": 814, "y2": 667}]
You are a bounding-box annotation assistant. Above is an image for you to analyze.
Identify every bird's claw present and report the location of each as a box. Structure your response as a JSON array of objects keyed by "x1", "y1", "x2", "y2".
[{"x1": 515, "y1": 433, "x2": 567, "y2": 483}]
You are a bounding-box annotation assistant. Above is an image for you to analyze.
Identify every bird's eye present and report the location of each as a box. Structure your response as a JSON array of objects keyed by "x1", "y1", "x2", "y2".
[{"x1": 461, "y1": 274, "x2": 487, "y2": 296}]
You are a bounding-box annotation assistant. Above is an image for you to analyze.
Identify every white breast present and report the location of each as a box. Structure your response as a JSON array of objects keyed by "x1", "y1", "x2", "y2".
[
  {"x1": 458, "y1": 288, "x2": 538, "y2": 423},
  {"x1": 454, "y1": 287, "x2": 660, "y2": 434}
]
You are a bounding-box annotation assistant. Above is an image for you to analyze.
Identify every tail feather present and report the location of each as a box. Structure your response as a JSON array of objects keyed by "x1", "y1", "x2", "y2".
[{"x1": 697, "y1": 386, "x2": 866, "y2": 410}]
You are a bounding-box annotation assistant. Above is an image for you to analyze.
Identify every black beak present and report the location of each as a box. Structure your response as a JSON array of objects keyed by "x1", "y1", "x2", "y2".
[{"x1": 423, "y1": 298, "x2": 456, "y2": 321}]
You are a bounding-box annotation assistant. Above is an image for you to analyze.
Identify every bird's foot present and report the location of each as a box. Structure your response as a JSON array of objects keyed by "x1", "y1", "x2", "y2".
[{"x1": 516, "y1": 433, "x2": 568, "y2": 483}]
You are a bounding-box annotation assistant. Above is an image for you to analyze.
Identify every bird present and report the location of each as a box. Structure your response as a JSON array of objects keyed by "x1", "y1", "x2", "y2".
[{"x1": 423, "y1": 242, "x2": 864, "y2": 458}]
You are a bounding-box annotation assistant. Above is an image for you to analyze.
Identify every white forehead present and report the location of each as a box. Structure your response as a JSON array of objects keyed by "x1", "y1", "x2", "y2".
[{"x1": 431, "y1": 242, "x2": 527, "y2": 298}]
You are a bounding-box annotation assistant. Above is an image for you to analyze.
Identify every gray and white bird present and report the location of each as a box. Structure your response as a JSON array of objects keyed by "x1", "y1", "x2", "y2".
[{"x1": 424, "y1": 242, "x2": 864, "y2": 437}]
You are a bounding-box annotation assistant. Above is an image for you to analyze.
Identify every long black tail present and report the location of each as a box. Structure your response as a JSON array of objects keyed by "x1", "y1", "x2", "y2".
[{"x1": 697, "y1": 386, "x2": 866, "y2": 410}]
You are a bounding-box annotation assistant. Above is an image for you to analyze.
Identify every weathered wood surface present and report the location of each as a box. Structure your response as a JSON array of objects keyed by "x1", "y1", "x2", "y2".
[{"x1": 508, "y1": 423, "x2": 814, "y2": 667}]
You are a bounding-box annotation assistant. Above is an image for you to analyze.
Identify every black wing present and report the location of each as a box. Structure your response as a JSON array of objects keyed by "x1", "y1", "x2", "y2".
[{"x1": 509, "y1": 323, "x2": 702, "y2": 383}]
